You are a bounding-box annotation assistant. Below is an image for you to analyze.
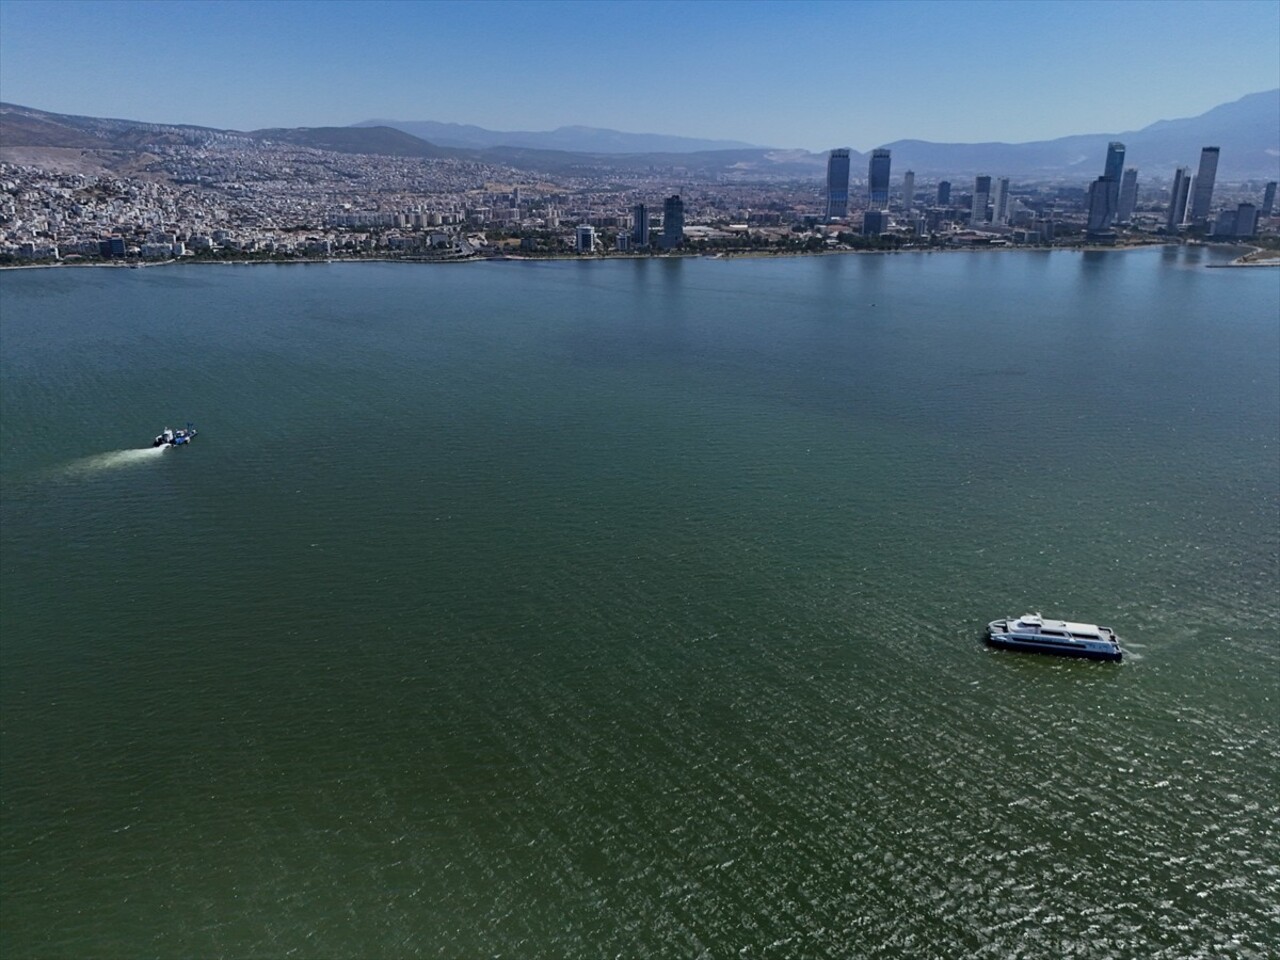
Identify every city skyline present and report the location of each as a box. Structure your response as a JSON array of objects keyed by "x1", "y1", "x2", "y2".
[{"x1": 1, "y1": 0, "x2": 1277, "y2": 152}]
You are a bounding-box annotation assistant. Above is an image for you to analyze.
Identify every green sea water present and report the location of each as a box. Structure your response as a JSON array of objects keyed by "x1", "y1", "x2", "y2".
[{"x1": 1, "y1": 248, "x2": 1277, "y2": 958}]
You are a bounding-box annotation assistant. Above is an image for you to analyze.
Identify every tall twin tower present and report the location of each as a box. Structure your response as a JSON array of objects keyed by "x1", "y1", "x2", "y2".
[{"x1": 826, "y1": 148, "x2": 901, "y2": 220}]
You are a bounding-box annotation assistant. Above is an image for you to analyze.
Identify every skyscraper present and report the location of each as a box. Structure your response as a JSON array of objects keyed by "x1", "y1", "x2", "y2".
[
  {"x1": 901, "y1": 170, "x2": 915, "y2": 214},
  {"x1": 1086, "y1": 176, "x2": 1119, "y2": 238},
  {"x1": 1117, "y1": 168, "x2": 1138, "y2": 223},
  {"x1": 1233, "y1": 203, "x2": 1258, "y2": 239},
  {"x1": 1103, "y1": 142, "x2": 1125, "y2": 182},
  {"x1": 631, "y1": 203, "x2": 650, "y2": 246},
  {"x1": 826, "y1": 149, "x2": 851, "y2": 220},
  {"x1": 1262, "y1": 181, "x2": 1277, "y2": 218},
  {"x1": 936, "y1": 180, "x2": 951, "y2": 206},
  {"x1": 971, "y1": 175, "x2": 991, "y2": 225},
  {"x1": 1189, "y1": 147, "x2": 1220, "y2": 224},
  {"x1": 868, "y1": 149, "x2": 891, "y2": 207},
  {"x1": 661, "y1": 195, "x2": 684, "y2": 249},
  {"x1": 1103, "y1": 141, "x2": 1125, "y2": 212},
  {"x1": 991, "y1": 177, "x2": 1010, "y2": 224}
]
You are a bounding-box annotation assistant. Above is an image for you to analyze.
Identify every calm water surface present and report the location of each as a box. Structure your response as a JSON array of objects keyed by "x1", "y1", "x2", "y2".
[{"x1": 2, "y1": 249, "x2": 1277, "y2": 958}]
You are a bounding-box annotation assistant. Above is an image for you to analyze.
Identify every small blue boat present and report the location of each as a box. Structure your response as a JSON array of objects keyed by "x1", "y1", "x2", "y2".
[{"x1": 152, "y1": 423, "x2": 198, "y2": 447}]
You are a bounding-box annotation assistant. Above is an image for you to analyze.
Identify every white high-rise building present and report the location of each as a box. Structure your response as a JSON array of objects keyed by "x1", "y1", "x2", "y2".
[
  {"x1": 901, "y1": 170, "x2": 915, "y2": 214},
  {"x1": 1117, "y1": 169, "x2": 1138, "y2": 223},
  {"x1": 992, "y1": 177, "x2": 1010, "y2": 224}
]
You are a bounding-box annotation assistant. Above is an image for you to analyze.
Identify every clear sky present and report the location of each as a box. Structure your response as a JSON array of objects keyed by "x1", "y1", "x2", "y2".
[{"x1": 1, "y1": 0, "x2": 1276, "y2": 150}]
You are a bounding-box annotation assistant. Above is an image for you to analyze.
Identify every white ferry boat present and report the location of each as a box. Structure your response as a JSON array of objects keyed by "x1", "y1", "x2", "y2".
[{"x1": 986, "y1": 613, "x2": 1123, "y2": 661}]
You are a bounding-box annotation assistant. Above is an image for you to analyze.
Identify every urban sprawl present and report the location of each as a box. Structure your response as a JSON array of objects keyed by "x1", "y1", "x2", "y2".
[{"x1": 1, "y1": 133, "x2": 1276, "y2": 265}]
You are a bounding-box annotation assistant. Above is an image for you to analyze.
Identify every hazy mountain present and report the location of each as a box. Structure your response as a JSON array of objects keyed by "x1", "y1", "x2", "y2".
[
  {"x1": 0, "y1": 102, "x2": 808, "y2": 178},
  {"x1": 3, "y1": 91, "x2": 1276, "y2": 182},
  {"x1": 248, "y1": 125, "x2": 460, "y2": 159},
  {"x1": 877, "y1": 90, "x2": 1279, "y2": 180},
  {"x1": 352, "y1": 119, "x2": 766, "y2": 154}
]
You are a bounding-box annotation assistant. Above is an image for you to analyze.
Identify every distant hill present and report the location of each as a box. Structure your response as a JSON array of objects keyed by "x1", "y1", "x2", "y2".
[
  {"x1": 0, "y1": 101, "x2": 227, "y2": 150},
  {"x1": 877, "y1": 90, "x2": 1280, "y2": 180},
  {"x1": 248, "y1": 125, "x2": 460, "y2": 159},
  {"x1": 3, "y1": 91, "x2": 1276, "y2": 181},
  {"x1": 352, "y1": 118, "x2": 766, "y2": 154}
]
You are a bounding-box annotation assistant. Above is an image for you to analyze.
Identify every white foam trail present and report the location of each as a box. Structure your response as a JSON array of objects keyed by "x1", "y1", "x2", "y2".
[{"x1": 65, "y1": 446, "x2": 168, "y2": 476}]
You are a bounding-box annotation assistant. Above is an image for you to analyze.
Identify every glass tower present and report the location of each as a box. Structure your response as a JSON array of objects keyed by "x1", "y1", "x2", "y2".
[
  {"x1": 631, "y1": 204, "x2": 650, "y2": 246},
  {"x1": 661, "y1": 195, "x2": 684, "y2": 249},
  {"x1": 1189, "y1": 147, "x2": 1220, "y2": 224},
  {"x1": 971, "y1": 176, "x2": 991, "y2": 225},
  {"x1": 1103, "y1": 142, "x2": 1125, "y2": 212},
  {"x1": 868, "y1": 149, "x2": 891, "y2": 207},
  {"x1": 1117, "y1": 169, "x2": 1138, "y2": 223},
  {"x1": 826, "y1": 149, "x2": 850, "y2": 220}
]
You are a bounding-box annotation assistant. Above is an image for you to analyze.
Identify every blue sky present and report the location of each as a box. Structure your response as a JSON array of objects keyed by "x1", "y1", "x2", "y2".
[{"x1": 1, "y1": 0, "x2": 1276, "y2": 150}]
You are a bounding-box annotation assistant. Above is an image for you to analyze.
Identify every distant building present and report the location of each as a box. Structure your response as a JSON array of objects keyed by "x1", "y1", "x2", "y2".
[
  {"x1": 575, "y1": 223, "x2": 596, "y2": 253},
  {"x1": 1261, "y1": 181, "x2": 1277, "y2": 218},
  {"x1": 615, "y1": 233, "x2": 631, "y2": 252},
  {"x1": 1103, "y1": 142, "x2": 1125, "y2": 214},
  {"x1": 936, "y1": 180, "x2": 951, "y2": 206},
  {"x1": 901, "y1": 170, "x2": 915, "y2": 214},
  {"x1": 826, "y1": 149, "x2": 851, "y2": 220},
  {"x1": 661, "y1": 195, "x2": 684, "y2": 249},
  {"x1": 631, "y1": 203, "x2": 650, "y2": 246},
  {"x1": 1167, "y1": 167, "x2": 1192, "y2": 231},
  {"x1": 862, "y1": 209, "x2": 890, "y2": 236},
  {"x1": 992, "y1": 177, "x2": 1010, "y2": 225},
  {"x1": 1117, "y1": 168, "x2": 1138, "y2": 223},
  {"x1": 971, "y1": 175, "x2": 991, "y2": 225},
  {"x1": 1189, "y1": 147, "x2": 1220, "y2": 224},
  {"x1": 867, "y1": 149, "x2": 891, "y2": 207},
  {"x1": 1087, "y1": 176, "x2": 1117, "y2": 237},
  {"x1": 1233, "y1": 202, "x2": 1258, "y2": 238}
]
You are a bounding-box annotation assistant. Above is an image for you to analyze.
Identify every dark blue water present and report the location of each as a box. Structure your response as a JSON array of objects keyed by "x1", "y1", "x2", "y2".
[{"x1": 2, "y1": 248, "x2": 1277, "y2": 958}]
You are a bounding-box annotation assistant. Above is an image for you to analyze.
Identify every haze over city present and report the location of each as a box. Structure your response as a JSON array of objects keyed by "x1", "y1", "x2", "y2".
[{"x1": 1, "y1": 0, "x2": 1277, "y2": 150}]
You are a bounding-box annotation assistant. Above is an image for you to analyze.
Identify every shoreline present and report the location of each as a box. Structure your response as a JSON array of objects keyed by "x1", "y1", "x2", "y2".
[
  {"x1": 1, "y1": 240, "x2": 1196, "y2": 272},
  {"x1": 1207, "y1": 245, "x2": 1280, "y2": 268}
]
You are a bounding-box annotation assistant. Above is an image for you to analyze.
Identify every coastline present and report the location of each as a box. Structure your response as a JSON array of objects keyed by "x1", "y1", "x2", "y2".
[
  {"x1": 1207, "y1": 244, "x2": 1280, "y2": 267},
  {"x1": 0, "y1": 240, "x2": 1190, "y2": 271}
]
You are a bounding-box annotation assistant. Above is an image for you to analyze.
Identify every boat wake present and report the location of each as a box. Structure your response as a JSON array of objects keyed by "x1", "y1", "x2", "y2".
[{"x1": 65, "y1": 446, "x2": 168, "y2": 476}]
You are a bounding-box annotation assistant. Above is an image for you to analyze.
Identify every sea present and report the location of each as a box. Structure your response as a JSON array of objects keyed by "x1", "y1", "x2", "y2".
[{"x1": 1, "y1": 247, "x2": 1277, "y2": 959}]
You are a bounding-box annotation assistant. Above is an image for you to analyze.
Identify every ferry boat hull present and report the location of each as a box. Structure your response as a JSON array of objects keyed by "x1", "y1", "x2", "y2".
[{"x1": 986, "y1": 614, "x2": 1123, "y2": 662}]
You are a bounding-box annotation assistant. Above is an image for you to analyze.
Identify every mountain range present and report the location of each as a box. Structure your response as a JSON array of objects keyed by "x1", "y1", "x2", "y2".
[
  {"x1": 350, "y1": 119, "x2": 763, "y2": 154},
  {"x1": 1, "y1": 90, "x2": 1276, "y2": 181}
]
